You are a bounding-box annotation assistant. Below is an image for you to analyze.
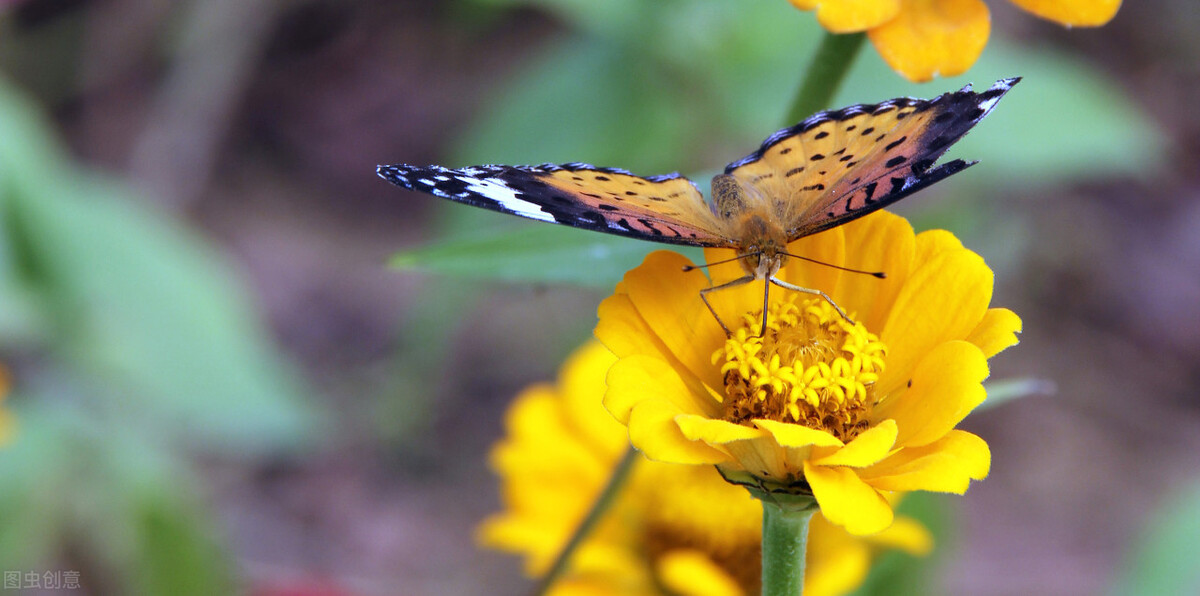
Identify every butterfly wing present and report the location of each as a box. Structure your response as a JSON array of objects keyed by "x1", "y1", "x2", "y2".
[
  {"x1": 377, "y1": 162, "x2": 735, "y2": 247},
  {"x1": 725, "y1": 78, "x2": 1019, "y2": 240}
]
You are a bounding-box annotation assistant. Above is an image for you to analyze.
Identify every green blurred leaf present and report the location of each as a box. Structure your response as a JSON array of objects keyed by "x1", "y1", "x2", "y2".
[
  {"x1": 0, "y1": 75, "x2": 316, "y2": 453},
  {"x1": 978, "y1": 377, "x2": 1055, "y2": 412},
  {"x1": 851, "y1": 492, "x2": 952, "y2": 596},
  {"x1": 1110, "y1": 482, "x2": 1200, "y2": 596},
  {"x1": 836, "y1": 37, "x2": 1164, "y2": 184},
  {"x1": 393, "y1": 223, "x2": 701, "y2": 287},
  {"x1": 453, "y1": 38, "x2": 691, "y2": 173},
  {"x1": 0, "y1": 403, "x2": 234, "y2": 595}
]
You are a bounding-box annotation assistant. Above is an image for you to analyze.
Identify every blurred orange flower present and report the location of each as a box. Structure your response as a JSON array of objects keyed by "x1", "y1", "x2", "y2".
[{"x1": 788, "y1": 0, "x2": 1121, "y2": 81}]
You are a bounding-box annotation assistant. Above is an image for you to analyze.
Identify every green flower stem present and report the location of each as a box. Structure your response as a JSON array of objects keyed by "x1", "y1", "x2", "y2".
[
  {"x1": 760, "y1": 496, "x2": 819, "y2": 595},
  {"x1": 785, "y1": 32, "x2": 867, "y2": 125},
  {"x1": 532, "y1": 445, "x2": 640, "y2": 596}
]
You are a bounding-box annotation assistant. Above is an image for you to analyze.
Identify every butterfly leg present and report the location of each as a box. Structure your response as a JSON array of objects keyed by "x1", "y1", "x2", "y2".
[
  {"x1": 768, "y1": 277, "x2": 857, "y2": 327},
  {"x1": 699, "y1": 275, "x2": 755, "y2": 337}
]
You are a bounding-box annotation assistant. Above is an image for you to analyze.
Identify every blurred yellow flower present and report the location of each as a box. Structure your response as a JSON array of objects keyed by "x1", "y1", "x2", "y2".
[
  {"x1": 596, "y1": 210, "x2": 1020, "y2": 535},
  {"x1": 479, "y1": 341, "x2": 932, "y2": 596},
  {"x1": 788, "y1": 0, "x2": 1121, "y2": 81}
]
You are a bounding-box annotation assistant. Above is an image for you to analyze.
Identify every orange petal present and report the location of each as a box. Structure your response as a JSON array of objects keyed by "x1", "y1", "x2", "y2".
[
  {"x1": 816, "y1": 0, "x2": 903, "y2": 33},
  {"x1": 872, "y1": 340, "x2": 988, "y2": 448},
  {"x1": 628, "y1": 399, "x2": 729, "y2": 465},
  {"x1": 813, "y1": 419, "x2": 897, "y2": 467},
  {"x1": 805, "y1": 462, "x2": 894, "y2": 535},
  {"x1": 860, "y1": 430, "x2": 990, "y2": 492},
  {"x1": 878, "y1": 240, "x2": 993, "y2": 395},
  {"x1": 867, "y1": 0, "x2": 991, "y2": 83},
  {"x1": 966, "y1": 307, "x2": 1022, "y2": 358},
  {"x1": 1007, "y1": 0, "x2": 1120, "y2": 26}
]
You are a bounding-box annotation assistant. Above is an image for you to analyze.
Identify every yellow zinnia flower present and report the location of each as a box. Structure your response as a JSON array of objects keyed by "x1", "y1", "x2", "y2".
[
  {"x1": 597, "y1": 210, "x2": 1020, "y2": 535},
  {"x1": 788, "y1": 0, "x2": 1121, "y2": 82},
  {"x1": 480, "y1": 341, "x2": 933, "y2": 595}
]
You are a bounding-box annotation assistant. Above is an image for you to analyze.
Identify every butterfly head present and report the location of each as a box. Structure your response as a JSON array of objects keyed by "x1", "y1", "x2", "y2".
[{"x1": 736, "y1": 213, "x2": 788, "y2": 280}]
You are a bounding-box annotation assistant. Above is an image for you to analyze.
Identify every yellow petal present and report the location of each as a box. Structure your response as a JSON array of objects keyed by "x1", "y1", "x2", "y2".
[
  {"x1": 912, "y1": 228, "x2": 963, "y2": 263},
  {"x1": 622, "y1": 251, "x2": 727, "y2": 386},
  {"x1": 867, "y1": 0, "x2": 991, "y2": 83},
  {"x1": 606, "y1": 355, "x2": 721, "y2": 424},
  {"x1": 678, "y1": 415, "x2": 797, "y2": 479},
  {"x1": 754, "y1": 418, "x2": 844, "y2": 449},
  {"x1": 779, "y1": 222, "x2": 847, "y2": 304},
  {"x1": 860, "y1": 430, "x2": 990, "y2": 492},
  {"x1": 788, "y1": 0, "x2": 820, "y2": 10},
  {"x1": 804, "y1": 462, "x2": 894, "y2": 535},
  {"x1": 965, "y1": 307, "x2": 1023, "y2": 358},
  {"x1": 561, "y1": 342, "x2": 628, "y2": 456},
  {"x1": 678, "y1": 414, "x2": 770, "y2": 443},
  {"x1": 867, "y1": 515, "x2": 935, "y2": 555},
  {"x1": 657, "y1": 549, "x2": 745, "y2": 596},
  {"x1": 628, "y1": 399, "x2": 729, "y2": 465},
  {"x1": 813, "y1": 419, "x2": 897, "y2": 467},
  {"x1": 804, "y1": 537, "x2": 870, "y2": 596},
  {"x1": 878, "y1": 242, "x2": 993, "y2": 395},
  {"x1": 817, "y1": 0, "x2": 903, "y2": 33},
  {"x1": 873, "y1": 341, "x2": 988, "y2": 447},
  {"x1": 832, "y1": 211, "x2": 915, "y2": 331},
  {"x1": 1007, "y1": 0, "x2": 1120, "y2": 26},
  {"x1": 702, "y1": 247, "x2": 747, "y2": 286},
  {"x1": 699, "y1": 247, "x2": 766, "y2": 329}
]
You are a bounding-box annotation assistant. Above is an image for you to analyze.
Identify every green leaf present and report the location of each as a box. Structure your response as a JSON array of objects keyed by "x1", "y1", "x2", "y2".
[
  {"x1": 452, "y1": 38, "x2": 691, "y2": 174},
  {"x1": 850, "y1": 492, "x2": 952, "y2": 596},
  {"x1": 978, "y1": 377, "x2": 1055, "y2": 412},
  {"x1": 0, "y1": 404, "x2": 235, "y2": 595},
  {"x1": 836, "y1": 36, "x2": 1164, "y2": 184},
  {"x1": 0, "y1": 75, "x2": 316, "y2": 454},
  {"x1": 1111, "y1": 483, "x2": 1200, "y2": 596},
  {"x1": 392, "y1": 222, "x2": 701, "y2": 287}
]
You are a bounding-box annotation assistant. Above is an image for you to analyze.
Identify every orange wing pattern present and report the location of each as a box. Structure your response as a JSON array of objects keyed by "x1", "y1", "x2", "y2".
[
  {"x1": 376, "y1": 163, "x2": 734, "y2": 247},
  {"x1": 725, "y1": 78, "x2": 1018, "y2": 239},
  {"x1": 379, "y1": 79, "x2": 1018, "y2": 251}
]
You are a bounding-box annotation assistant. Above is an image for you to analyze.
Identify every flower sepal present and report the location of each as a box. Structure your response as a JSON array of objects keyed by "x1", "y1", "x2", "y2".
[{"x1": 719, "y1": 466, "x2": 821, "y2": 513}]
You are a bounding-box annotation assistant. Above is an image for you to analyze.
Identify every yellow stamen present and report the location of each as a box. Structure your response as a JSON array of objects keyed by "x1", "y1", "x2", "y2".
[{"x1": 714, "y1": 297, "x2": 888, "y2": 441}]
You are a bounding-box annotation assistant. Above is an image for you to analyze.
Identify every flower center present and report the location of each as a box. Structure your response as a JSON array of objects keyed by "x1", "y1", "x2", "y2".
[{"x1": 712, "y1": 296, "x2": 887, "y2": 442}]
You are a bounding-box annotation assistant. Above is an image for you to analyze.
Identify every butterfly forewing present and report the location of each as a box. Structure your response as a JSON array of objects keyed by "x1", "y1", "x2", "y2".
[
  {"x1": 725, "y1": 78, "x2": 1019, "y2": 241},
  {"x1": 377, "y1": 163, "x2": 735, "y2": 247}
]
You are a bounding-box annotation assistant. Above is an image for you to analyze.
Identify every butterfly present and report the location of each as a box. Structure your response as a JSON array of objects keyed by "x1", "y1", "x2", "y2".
[{"x1": 378, "y1": 78, "x2": 1018, "y2": 335}]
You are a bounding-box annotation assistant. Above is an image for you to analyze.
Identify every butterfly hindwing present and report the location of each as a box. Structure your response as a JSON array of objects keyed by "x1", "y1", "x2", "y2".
[
  {"x1": 377, "y1": 163, "x2": 734, "y2": 247},
  {"x1": 726, "y1": 77, "x2": 1019, "y2": 240}
]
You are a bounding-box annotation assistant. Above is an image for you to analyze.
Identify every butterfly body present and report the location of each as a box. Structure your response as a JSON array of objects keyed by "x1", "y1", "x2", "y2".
[{"x1": 379, "y1": 78, "x2": 1020, "y2": 332}]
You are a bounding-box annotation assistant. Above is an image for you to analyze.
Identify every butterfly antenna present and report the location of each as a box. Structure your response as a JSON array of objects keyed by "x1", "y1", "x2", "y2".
[
  {"x1": 778, "y1": 252, "x2": 887, "y2": 278},
  {"x1": 682, "y1": 253, "x2": 760, "y2": 272}
]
